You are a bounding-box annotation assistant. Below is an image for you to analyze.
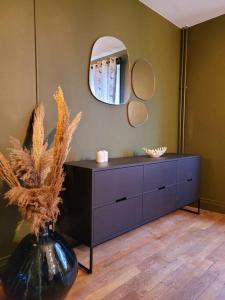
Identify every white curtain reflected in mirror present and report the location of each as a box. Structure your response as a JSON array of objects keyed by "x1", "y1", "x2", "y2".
[
  {"x1": 90, "y1": 57, "x2": 118, "y2": 103},
  {"x1": 89, "y1": 36, "x2": 130, "y2": 105}
]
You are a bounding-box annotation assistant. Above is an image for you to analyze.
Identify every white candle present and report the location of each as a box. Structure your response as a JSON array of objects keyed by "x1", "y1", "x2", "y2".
[{"x1": 96, "y1": 151, "x2": 105, "y2": 163}]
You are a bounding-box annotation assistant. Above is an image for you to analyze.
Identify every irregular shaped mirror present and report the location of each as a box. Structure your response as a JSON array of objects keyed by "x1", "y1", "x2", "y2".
[
  {"x1": 128, "y1": 100, "x2": 148, "y2": 127},
  {"x1": 132, "y1": 59, "x2": 155, "y2": 101},
  {"x1": 89, "y1": 36, "x2": 130, "y2": 105}
]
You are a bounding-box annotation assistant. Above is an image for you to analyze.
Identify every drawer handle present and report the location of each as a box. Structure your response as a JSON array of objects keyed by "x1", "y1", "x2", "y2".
[
  {"x1": 187, "y1": 178, "x2": 193, "y2": 182},
  {"x1": 116, "y1": 197, "x2": 127, "y2": 203},
  {"x1": 158, "y1": 186, "x2": 166, "y2": 190}
]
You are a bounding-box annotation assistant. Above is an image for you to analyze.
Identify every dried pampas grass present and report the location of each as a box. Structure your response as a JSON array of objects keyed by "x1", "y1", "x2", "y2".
[
  {"x1": 9, "y1": 137, "x2": 38, "y2": 187},
  {"x1": 0, "y1": 152, "x2": 20, "y2": 188},
  {"x1": 0, "y1": 87, "x2": 81, "y2": 235}
]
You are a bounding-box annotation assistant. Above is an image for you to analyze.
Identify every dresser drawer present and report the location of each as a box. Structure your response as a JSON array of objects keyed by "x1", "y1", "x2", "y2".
[
  {"x1": 176, "y1": 180, "x2": 199, "y2": 208},
  {"x1": 94, "y1": 166, "x2": 143, "y2": 207},
  {"x1": 177, "y1": 157, "x2": 200, "y2": 183},
  {"x1": 143, "y1": 185, "x2": 177, "y2": 221},
  {"x1": 144, "y1": 161, "x2": 177, "y2": 192},
  {"x1": 93, "y1": 195, "x2": 142, "y2": 244}
]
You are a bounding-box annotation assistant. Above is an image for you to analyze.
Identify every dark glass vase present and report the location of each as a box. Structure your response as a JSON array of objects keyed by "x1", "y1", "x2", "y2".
[{"x1": 2, "y1": 227, "x2": 78, "y2": 300}]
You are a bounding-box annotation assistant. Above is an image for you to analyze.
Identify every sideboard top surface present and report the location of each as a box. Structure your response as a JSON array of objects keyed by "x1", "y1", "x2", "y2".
[{"x1": 65, "y1": 154, "x2": 200, "y2": 171}]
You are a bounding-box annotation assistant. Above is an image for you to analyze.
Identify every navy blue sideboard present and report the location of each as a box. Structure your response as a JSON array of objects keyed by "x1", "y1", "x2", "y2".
[{"x1": 60, "y1": 154, "x2": 200, "y2": 273}]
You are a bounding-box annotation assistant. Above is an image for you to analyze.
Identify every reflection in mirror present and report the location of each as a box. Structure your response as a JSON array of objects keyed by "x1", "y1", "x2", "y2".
[
  {"x1": 128, "y1": 100, "x2": 148, "y2": 127},
  {"x1": 132, "y1": 59, "x2": 155, "y2": 101},
  {"x1": 89, "y1": 36, "x2": 130, "y2": 105}
]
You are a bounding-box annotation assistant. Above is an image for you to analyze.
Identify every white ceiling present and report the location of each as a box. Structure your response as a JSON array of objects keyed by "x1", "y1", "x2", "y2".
[
  {"x1": 91, "y1": 36, "x2": 126, "y2": 61},
  {"x1": 139, "y1": 0, "x2": 225, "y2": 28}
]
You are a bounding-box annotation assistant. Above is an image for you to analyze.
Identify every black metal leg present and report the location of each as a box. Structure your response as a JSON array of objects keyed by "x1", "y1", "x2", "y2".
[
  {"x1": 180, "y1": 198, "x2": 200, "y2": 215},
  {"x1": 197, "y1": 197, "x2": 200, "y2": 214},
  {"x1": 78, "y1": 246, "x2": 93, "y2": 274}
]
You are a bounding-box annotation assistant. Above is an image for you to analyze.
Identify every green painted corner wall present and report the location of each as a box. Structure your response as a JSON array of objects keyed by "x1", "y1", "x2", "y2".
[
  {"x1": 186, "y1": 15, "x2": 225, "y2": 213},
  {"x1": 0, "y1": 0, "x2": 180, "y2": 259},
  {"x1": 36, "y1": 0, "x2": 180, "y2": 160}
]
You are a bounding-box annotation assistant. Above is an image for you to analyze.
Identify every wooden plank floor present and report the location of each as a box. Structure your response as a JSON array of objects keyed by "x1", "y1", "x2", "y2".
[{"x1": 2, "y1": 209, "x2": 225, "y2": 299}]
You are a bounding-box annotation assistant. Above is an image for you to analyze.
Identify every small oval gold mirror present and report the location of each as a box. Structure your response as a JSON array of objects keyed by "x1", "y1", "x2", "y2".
[
  {"x1": 132, "y1": 59, "x2": 155, "y2": 101},
  {"x1": 128, "y1": 100, "x2": 148, "y2": 127}
]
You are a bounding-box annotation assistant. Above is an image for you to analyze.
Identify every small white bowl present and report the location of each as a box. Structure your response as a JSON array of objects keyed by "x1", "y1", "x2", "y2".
[{"x1": 142, "y1": 146, "x2": 167, "y2": 158}]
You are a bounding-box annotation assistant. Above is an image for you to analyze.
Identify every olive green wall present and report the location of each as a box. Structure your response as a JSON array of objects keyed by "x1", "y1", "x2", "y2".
[
  {"x1": 36, "y1": 0, "x2": 180, "y2": 160},
  {"x1": 0, "y1": 0, "x2": 36, "y2": 262},
  {"x1": 186, "y1": 15, "x2": 225, "y2": 213},
  {"x1": 0, "y1": 0, "x2": 180, "y2": 260}
]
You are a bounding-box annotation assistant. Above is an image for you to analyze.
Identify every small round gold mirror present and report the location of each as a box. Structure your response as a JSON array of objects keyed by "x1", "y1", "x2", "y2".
[
  {"x1": 128, "y1": 100, "x2": 148, "y2": 127},
  {"x1": 132, "y1": 59, "x2": 155, "y2": 101}
]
